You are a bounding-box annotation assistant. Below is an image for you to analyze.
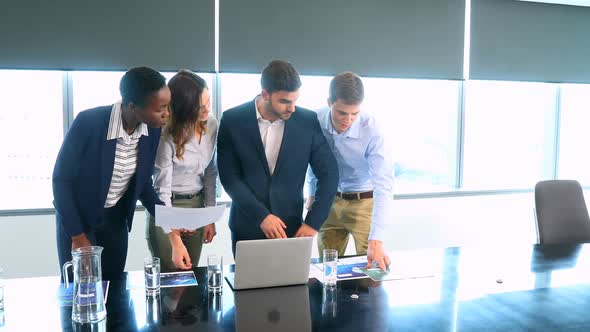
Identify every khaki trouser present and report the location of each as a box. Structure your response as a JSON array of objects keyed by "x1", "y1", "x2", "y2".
[
  {"x1": 318, "y1": 196, "x2": 373, "y2": 257},
  {"x1": 145, "y1": 194, "x2": 205, "y2": 272}
]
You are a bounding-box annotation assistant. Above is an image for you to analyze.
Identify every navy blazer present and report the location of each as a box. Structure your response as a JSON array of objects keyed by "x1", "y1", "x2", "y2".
[
  {"x1": 52, "y1": 105, "x2": 162, "y2": 237},
  {"x1": 217, "y1": 99, "x2": 339, "y2": 241}
]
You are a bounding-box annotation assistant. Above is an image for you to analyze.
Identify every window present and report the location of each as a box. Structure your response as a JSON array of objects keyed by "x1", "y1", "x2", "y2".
[
  {"x1": 220, "y1": 73, "x2": 331, "y2": 112},
  {"x1": 0, "y1": 70, "x2": 64, "y2": 210},
  {"x1": 1, "y1": 69, "x2": 571, "y2": 211},
  {"x1": 72, "y1": 71, "x2": 125, "y2": 117},
  {"x1": 220, "y1": 73, "x2": 460, "y2": 195},
  {"x1": 462, "y1": 80, "x2": 557, "y2": 189},
  {"x1": 363, "y1": 78, "x2": 460, "y2": 193},
  {"x1": 219, "y1": 73, "x2": 260, "y2": 111},
  {"x1": 558, "y1": 84, "x2": 590, "y2": 185}
]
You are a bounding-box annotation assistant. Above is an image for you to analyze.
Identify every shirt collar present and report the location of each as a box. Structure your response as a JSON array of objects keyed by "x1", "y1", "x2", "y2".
[
  {"x1": 107, "y1": 101, "x2": 149, "y2": 141},
  {"x1": 255, "y1": 97, "x2": 263, "y2": 121},
  {"x1": 325, "y1": 108, "x2": 361, "y2": 139},
  {"x1": 254, "y1": 96, "x2": 283, "y2": 125}
]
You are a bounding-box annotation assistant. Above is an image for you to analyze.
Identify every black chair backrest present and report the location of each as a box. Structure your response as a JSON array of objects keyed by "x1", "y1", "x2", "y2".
[{"x1": 535, "y1": 180, "x2": 590, "y2": 244}]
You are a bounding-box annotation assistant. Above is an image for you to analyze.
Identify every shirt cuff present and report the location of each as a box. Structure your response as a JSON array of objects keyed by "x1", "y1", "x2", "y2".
[{"x1": 368, "y1": 222, "x2": 386, "y2": 242}]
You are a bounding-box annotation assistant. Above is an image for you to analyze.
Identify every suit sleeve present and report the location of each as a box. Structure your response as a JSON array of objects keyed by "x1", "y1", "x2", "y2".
[
  {"x1": 217, "y1": 113, "x2": 270, "y2": 224},
  {"x1": 52, "y1": 113, "x2": 91, "y2": 237},
  {"x1": 139, "y1": 129, "x2": 164, "y2": 215},
  {"x1": 304, "y1": 114, "x2": 339, "y2": 230},
  {"x1": 202, "y1": 151, "x2": 218, "y2": 207},
  {"x1": 306, "y1": 165, "x2": 318, "y2": 197},
  {"x1": 202, "y1": 119, "x2": 219, "y2": 207}
]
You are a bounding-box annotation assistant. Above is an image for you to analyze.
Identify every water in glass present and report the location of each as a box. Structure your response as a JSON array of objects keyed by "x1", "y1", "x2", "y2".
[
  {"x1": 207, "y1": 255, "x2": 223, "y2": 293},
  {"x1": 323, "y1": 249, "x2": 338, "y2": 287},
  {"x1": 72, "y1": 276, "x2": 106, "y2": 323},
  {"x1": 144, "y1": 258, "x2": 160, "y2": 296}
]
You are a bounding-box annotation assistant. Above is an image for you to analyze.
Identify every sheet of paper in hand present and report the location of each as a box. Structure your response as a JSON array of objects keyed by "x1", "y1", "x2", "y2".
[{"x1": 155, "y1": 204, "x2": 226, "y2": 233}]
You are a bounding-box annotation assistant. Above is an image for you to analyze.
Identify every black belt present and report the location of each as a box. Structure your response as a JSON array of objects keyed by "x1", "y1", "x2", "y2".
[
  {"x1": 172, "y1": 192, "x2": 202, "y2": 200},
  {"x1": 336, "y1": 191, "x2": 373, "y2": 200}
]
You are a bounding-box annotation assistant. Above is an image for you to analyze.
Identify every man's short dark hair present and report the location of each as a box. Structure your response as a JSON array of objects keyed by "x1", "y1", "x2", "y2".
[
  {"x1": 329, "y1": 72, "x2": 364, "y2": 104},
  {"x1": 260, "y1": 60, "x2": 302, "y2": 94},
  {"x1": 120, "y1": 66, "x2": 166, "y2": 107}
]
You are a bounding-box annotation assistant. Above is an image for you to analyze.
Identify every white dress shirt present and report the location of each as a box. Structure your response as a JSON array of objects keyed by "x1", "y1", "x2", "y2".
[
  {"x1": 255, "y1": 97, "x2": 284, "y2": 175},
  {"x1": 153, "y1": 115, "x2": 218, "y2": 207}
]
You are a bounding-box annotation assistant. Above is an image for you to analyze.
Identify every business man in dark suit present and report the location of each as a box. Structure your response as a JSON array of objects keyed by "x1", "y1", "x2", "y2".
[
  {"x1": 217, "y1": 60, "x2": 339, "y2": 253},
  {"x1": 53, "y1": 67, "x2": 170, "y2": 281}
]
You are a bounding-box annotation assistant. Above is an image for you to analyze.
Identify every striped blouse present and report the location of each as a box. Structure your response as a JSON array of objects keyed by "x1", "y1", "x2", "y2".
[{"x1": 104, "y1": 102, "x2": 148, "y2": 208}]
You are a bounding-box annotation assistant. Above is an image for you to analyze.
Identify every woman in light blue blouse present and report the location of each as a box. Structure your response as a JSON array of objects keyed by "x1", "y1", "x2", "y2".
[{"x1": 146, "y1": 70, "x2": 218, "y2": 271}]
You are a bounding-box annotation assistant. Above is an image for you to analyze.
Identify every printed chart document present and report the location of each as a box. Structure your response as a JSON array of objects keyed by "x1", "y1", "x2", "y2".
[
  {"x1": 155, "y1": 204, "x2": 226, "y2": 233},
  {"x1": 126, "y1": 271, "x2": 198, "y2": 290},
  {"x1": 310, "y1": 253, "x2": 438, "y2": 284},
  {"x1": 160, "y1": 271, "x2": 199, "y2": 288},
  {"x1": 311, "y1": 256, "x2": 370, "y2": 283},
  {"x1": 358, "y1": 267, "x2": 394, "y2": 281},
  {"x1": 361, "y1": 249, "x2": 438, "y2": 282},
  {"x1": 359, "y1": 266, "x2": 436, "y2": 282}
]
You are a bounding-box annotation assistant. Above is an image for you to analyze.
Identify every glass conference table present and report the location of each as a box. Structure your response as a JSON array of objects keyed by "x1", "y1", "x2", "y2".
[{"x1": 2, "y1": 243, "x2": 590, "y2": 331}]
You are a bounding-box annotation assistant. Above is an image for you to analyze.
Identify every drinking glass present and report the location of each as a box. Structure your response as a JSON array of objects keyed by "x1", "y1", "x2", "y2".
[
  {"x1": 207, "y1": 255, "x2": 223, "y2": 293},
  {"x1": 323, "y1": 249, "x2": 338, "y2": 287},
  {"x1": 144, "y1": 257, "x2": 161, "y2": 296}
]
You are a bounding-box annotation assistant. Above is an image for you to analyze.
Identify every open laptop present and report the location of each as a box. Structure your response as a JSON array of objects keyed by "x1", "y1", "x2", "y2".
[
  {"x1": 226, "y1": 237, "x2": 313, "y2": 290},
  {"x1": 234, "y1": 285, "x2": 311, "y2": 332}
]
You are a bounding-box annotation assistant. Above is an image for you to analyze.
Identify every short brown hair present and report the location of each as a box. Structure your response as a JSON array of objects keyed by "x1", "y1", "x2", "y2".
[
  {"x1": 329, "y1": 72, "x2": 364, "y2": 104},
  {"x1": 261, "y1": 60, "x2": 302, "y2": 93}
]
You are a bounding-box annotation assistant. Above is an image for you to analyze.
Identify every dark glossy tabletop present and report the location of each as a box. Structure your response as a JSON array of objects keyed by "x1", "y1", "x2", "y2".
[{"x1": 2, "y1": 243, "x2": 590, "y2": 331}]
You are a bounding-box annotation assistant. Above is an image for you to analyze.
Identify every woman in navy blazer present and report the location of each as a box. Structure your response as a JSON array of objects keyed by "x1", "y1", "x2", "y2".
[
  {"x1": 53, "y1": 67, "x2": 170, "y2": 281},
  {"x1": 217, "y1": 60, "x2": 339, "y2": 254}
]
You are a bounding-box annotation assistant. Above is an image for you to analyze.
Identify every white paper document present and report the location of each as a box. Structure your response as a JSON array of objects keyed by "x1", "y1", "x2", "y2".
[{"x1": 155, "y1": 204, "x2": 226, "y2": 233}]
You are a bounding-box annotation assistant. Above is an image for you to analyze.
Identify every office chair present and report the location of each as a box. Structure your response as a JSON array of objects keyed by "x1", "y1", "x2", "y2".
[{"x1": 534, "y1": 180, "x2": 590, "y2": 244}]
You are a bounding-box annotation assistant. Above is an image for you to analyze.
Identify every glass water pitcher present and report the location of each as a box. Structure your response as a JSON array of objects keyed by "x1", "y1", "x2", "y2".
[{"x1": 62, "y1": 246, "x2": 107, "y2": 323}]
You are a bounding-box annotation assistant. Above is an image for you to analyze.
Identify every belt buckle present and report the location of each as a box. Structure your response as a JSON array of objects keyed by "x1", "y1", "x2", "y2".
[{"x1": 173, "y1": 193, "x2": 193, "y2": 200}]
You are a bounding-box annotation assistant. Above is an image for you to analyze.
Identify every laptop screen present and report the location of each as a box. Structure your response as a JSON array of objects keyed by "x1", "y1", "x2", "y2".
[{"x1": 228, "y1": 237, "x2": 313, "y2": 290}]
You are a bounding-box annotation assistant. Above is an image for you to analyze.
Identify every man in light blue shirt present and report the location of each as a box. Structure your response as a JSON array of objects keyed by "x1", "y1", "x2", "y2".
[{"x1": 307, "y1": 72, "x2": 394, "y2": 270}]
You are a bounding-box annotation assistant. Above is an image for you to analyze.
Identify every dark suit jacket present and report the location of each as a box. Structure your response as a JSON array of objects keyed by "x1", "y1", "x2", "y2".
[
  {"x1": 217, "y1": 99, "x2": 339, "y2": 241},
  {"x1": 52, "y1": 105, "x2": 162, "y2": 237}
]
